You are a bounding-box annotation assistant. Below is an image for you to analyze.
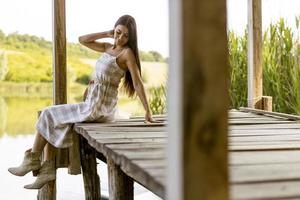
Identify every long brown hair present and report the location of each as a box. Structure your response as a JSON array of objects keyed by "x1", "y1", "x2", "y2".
[{"x1": 114, "y1": 15, "x2": 141, "y2": 97}]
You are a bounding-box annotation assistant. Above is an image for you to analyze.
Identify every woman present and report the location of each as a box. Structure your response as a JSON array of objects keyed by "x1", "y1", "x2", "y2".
[{"x1": 8, "y1": 15, "x2": 155, "y2": 189}]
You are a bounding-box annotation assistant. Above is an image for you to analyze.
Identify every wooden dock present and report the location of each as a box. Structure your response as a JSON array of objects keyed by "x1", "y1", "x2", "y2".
[{"x1": 74, "y1": 109, "x2": 300, "y2": 199}]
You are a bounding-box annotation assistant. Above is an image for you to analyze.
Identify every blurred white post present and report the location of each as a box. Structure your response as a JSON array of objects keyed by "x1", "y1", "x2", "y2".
[{"x1": 167, "y1": 0, "x2": 183, "y2": 199}]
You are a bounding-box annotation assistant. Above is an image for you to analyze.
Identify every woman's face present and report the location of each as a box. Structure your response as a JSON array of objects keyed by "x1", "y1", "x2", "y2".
[{"x1": 114, "y1": 25, "x2": 129, "y2": 47}]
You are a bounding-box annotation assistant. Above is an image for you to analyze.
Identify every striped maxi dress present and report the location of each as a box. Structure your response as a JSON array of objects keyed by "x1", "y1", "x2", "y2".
[{"x1": 36, "y1": 52, "x2": 126, "y2": 148}]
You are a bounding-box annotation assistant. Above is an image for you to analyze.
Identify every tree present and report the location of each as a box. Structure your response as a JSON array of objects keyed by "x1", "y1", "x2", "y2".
[{"x1": 149, "y1": 51, "x2": 164, "y2": 62}]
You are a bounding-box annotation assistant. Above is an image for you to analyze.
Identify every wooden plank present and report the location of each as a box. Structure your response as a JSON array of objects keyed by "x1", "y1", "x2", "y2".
[
  {"x1": 92, "y1": 138, "x2": 166, "y2": 157},
  {"x1": 231, "y1": 181, "x2": 300, "y2": 200},
  {"x1": 229, "y1": 113, "x2": 262, "y2": 117},
  {"x1": 127, "y1": 150, "x2": 300, "y2": 169},
  {"x1": 229, "y1": 112, "x2": 260, "y2": 117},
  {"x1": 112, "y1": 149, "x2": 165, "y2": 160},
  {"x1": 229, "y1": 129, "x2": 300, "y2": 135},
  {"x1": 230, "y1": 150, "x2": 300, "y2": 165},
  {"x1": 229, "y1": 143, "x2": 300, "y2": 151},
  {"x1": 80, "y1": 122, "x2": 167, "y2": 127},
  {"x1": 104, "y1": 148, "x2": 165, "y2": 164},
  {"x1": 240, "y1": 107, "x2": 300, "y2": 121},
  {"x1": 229, "y1": 135, "x2": 300, "y2": 143},
  {"x1": 117, "y1": 117, "x2": 167, "y2": 122},
  {"x1": 146, "y1": 168, "x2": 166, "y2": 177},
  {"x1": 230, "y1": 132, "x2": 300, "y2": 137},
  {"x1": 131, "y1": 159, "x2": 166, "y2": 168},
  {"x1": 105, "y1": 143, "x2": 165, "y2": 150},
  {"x1": 96, "y1": 138, "x2": 166, "y2": 143},
  {"x1": 230, "y1": 141, "x2": 300, "y2": 146},
  {"x1": 129, "y1": 114, "x2": 167, "y2": 119},
  {"x1": 229, "y1": 120, "x2": 295, "y2": 125},
  {"x1": 229, "y1": 123, "x2": 300, "y2": 130},
  {"x1": 230, "y1": 163, "x2": 300, "y2": 183},
  {"x1": 88, "y1": 131, "x2": 167, "y2": 139},
  {"x1": 229, "y1": 117, "x2": 286, "y2": 121},
  {"x1": 75, "y1": 125, "x2": 166, "y2": 132},
  {"x1": 76, "y1": 121, "x2": 166, "y2": 126}
]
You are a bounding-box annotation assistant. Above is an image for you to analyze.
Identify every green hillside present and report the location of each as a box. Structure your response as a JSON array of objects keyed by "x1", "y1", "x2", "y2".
[{"x1": 0, "y1": 30, "x2": 166, "y2": 85}]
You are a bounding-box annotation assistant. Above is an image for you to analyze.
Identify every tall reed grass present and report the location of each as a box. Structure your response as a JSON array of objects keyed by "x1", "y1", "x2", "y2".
[
  {"x1": 229, "y1": 17, "x2": 300, "y2": 114},
  {"x1": 149, "y1": 85, "x2": 167, "y2": 115}
]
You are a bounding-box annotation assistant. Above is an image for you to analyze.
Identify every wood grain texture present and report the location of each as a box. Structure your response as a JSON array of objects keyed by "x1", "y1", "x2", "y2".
[
  {"x1": 262, "y1": 96, "x2": 272, "y2": 111},
  {"x1": 248, "y1": 0, "x2": 263, "y2": 108},
  {"x1": 80, "y1": 136, "x2": 101, "y2": 200},
  {"x1": 68, "y1": 130, "x2": 81, "y2": 175},
  {"x1": 74, "y1": 110, "x2": 300, "y2": 199},
  {"x1": 240, "y1": 107, "x2": 300, "y2": 120},
  {"x1": 37, "y1": 181, "x2": 56, "y2": 200},
  {"x1": 53, "y1": 0, "x2": 67, "y2": 105},
  {"x1": 231, "y1": 181, "x2": 300, "y2": 199},
  {"x1": 108, "y1": 158, "x2": 133, "y2": 200},
  {"x1": 38, "y1": 1, "x2": 67, "y2": 199},
  {"x1": 182, "y1": 0, "x2": 229, "y2": 199}
]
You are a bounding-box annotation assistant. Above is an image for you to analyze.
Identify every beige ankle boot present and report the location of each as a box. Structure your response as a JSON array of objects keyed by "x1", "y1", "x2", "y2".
[
  {"x1": 8, "y1": 149, "x2": 41, "y2": 176},
  {"x1": 24, "y1": 160, "x2": 56, "y2": 189}
]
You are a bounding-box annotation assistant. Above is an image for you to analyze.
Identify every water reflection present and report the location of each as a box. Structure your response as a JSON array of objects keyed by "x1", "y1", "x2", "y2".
[
  {"x1": 0, "y1": 93, "x2": 144, "y2": 138},
  {"x1": 0, "y1": 97, "x2": 7, "y2": 137},
  {"x1": 0, "y1": 96, "x2": 52, "y2": 137}
]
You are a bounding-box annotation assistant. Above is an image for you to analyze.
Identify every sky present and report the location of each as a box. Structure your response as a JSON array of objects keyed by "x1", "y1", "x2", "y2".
[{"x1": 0, "y1": 0, "x2": 299, "y2": 57}]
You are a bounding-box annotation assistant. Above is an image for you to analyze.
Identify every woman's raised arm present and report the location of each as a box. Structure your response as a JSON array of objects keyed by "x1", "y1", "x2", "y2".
[{"x1": 78, "y1": 30, "x2": 114, "y2": 52}]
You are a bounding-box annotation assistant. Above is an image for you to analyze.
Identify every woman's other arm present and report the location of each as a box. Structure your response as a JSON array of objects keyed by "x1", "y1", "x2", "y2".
[
  {"x1": 78, "y1": 30, "x2": 114, "y2": 52},
  {"x1": 125, "y1": 49, "x2": 155, "y2": 122}
]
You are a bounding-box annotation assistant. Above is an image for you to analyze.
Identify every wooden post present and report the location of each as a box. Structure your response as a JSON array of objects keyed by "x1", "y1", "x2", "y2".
[
  {"x1": 38, "y1": 0, "x2": 66, "y2": 199},
  {"x1": 80, "y1": 136, "x2": 101, "y2": 200},
  {"x1": 168, "y1": 0, "x2": 229, "y2": 199},
  {"x1": 247, "y1": 0, "x2": 263, "y2": 109},
  {"x1": 107, "y1": 158, "x2": 133, "y2": 200},
  {"x1": 262, "y1": 96, "x2": 272, "y2": 111},
  {"x1": 53, "y1": 0, "x2": 67, "y2": 105}
]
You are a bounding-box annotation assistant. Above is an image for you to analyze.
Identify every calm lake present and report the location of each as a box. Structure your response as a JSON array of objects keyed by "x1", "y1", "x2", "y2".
[{"x1": 0, "y1": 96, "x2": 161, "y2": 200}]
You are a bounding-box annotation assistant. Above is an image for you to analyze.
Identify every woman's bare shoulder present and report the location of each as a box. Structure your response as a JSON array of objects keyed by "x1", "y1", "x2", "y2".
[{"x1": 123, "y1": 48, "x2": 135, "y2": 60}]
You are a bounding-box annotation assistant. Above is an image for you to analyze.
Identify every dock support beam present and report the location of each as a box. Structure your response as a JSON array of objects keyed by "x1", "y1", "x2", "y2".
[
  {"x1": 108, "y1": 158, "x2": 133, "y2": 200},
  {"x1": 80, "y1": 136, "x2": 101, "y2": 200},
  {"x1": 38, "y1": 0, "x2": 67, "y2": 199}
]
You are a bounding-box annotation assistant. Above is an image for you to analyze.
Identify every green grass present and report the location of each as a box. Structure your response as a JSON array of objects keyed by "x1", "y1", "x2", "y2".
[{"x1": 229, "y1": 17, "x2": 300, "y2": 114}]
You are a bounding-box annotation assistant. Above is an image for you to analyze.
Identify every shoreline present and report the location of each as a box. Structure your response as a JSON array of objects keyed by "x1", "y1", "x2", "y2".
[{"x1": 0, "y1": 81, "x2": 86, "y2": 97}]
